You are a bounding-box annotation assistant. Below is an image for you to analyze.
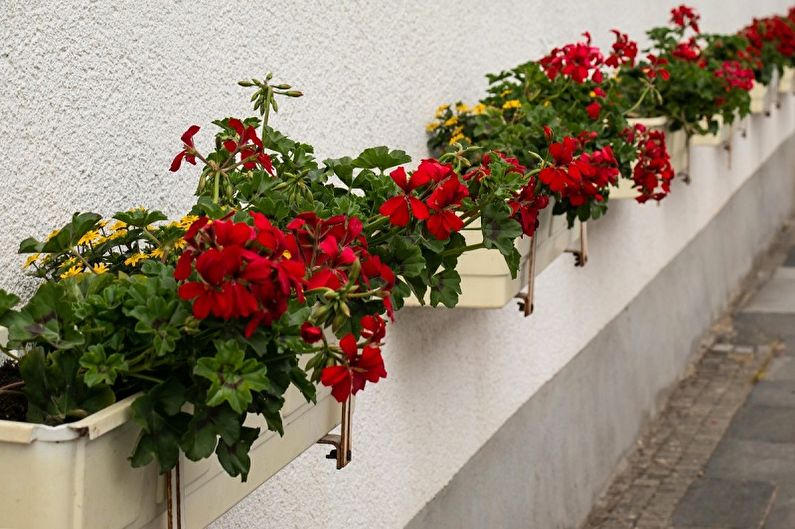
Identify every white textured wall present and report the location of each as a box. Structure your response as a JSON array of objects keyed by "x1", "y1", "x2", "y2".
[{"x1": 1, "y1": 2, "x2": 792, "y2": 528}]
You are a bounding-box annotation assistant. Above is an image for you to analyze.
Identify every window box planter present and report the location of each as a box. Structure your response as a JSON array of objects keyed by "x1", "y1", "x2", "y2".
[
  {"x1": 690, "y1": 115, "x2": 735, "y2": 148},
  {"x1": 405, "y1": 206, "x2": 582, "y2": 309},
  {"x1": 0, "y1": 380, "x2": 343, "y2": 529},
  {"x1": 778, "y1": 66, "x2": 795, "y2": 95},
  {"x1": 750, "y1": 69, "x2": 780, "y2": 115}
]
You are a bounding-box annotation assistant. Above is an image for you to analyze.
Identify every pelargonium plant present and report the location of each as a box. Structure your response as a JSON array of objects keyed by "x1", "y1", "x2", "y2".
[
  {"x1": 0, "y1": 75, "x2": 556, "y2": 480},
  {"x1": 427, "y1": 29, "x2": 675, "y2": 215},
  {"x1": 740, "y1": 14, "x2": 795, "y2": 84},
  {"x1": 617, "y1": 5, "x2": 753, "y2": 137}
]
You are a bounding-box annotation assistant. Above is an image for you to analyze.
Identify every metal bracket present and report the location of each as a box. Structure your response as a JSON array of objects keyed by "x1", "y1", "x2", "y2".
[
  {"x1": 317, "y1": 397, "x2": 352, "y2": 469},
  {"x1": 565, "y1": 222, "x2": 589, "y2": 267},
  {"x1": 724, "y1": 136, "x2": 733, "y2": 170},
  {"x1": 515, "y1": 234, "x2": 538, "y2": 316}
]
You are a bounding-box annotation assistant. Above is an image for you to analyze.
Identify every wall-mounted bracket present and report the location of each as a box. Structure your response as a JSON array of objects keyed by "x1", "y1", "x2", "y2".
[
  {"x1": 317, "y1": 397, "x2": 352, "y2": 469},
  {"x1": 515, "y1": 234, "x2": 538, "y2": 316},
  {"x1": 724, "y1": 136, "x2": 733, "y2": 170},
  {"x1": 565, "y1": 222, "x2": 588, "y2": 267}
]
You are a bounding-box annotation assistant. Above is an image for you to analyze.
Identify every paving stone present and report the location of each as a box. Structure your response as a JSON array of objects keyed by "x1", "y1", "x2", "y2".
[
  {"x1": 705, "y1": 438, "x2": 795, "y2": 481},
  {"x1": 743, "y1": 268, "x2": 795, "y2": 314},
  {"x1": 765, "y1": 356, "x2": 795, "y2": 381},
  {"x1": 726, "y1": 405, "x2": 795, "y2": 443},
  {"x1": 782, "y1": 247, "x2": 795, "y2": 267},
  {"x1": 764, "y1": 479, "x2": 795, "y2": 529},
  {"x1": 671, "y1": 478, "x2": 776, "y2": 529},
  {"x1": 732, "y1": 313, "x2": 795, "y2": 354},
  {"x1": 747, "y1": 381, "x2": 795, "y2": 407}
]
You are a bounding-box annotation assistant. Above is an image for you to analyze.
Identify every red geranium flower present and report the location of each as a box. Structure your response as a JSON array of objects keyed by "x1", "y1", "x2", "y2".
[
  {"x1": 539, "y1": 32, "x2": 605, "y2": 84},
  {"x1": 321, "y1": 332, "x2": 387, "y2": 402},
  {"x1": 425, "y1": 175, "x2": 469, "y2": 240},
  {"x1": 378, "y1": 166, "x2": 431, "y2": 226},
  {"x1": 671, "y1": 5, "x2": 700, "y2": 33},
  {"x1": 606, "y1": 30, "x2": 638, "y2": 68},
  {"x1": 586, "y1": 101, "x2": 602, "y2": 120},
  {"x1": 169, "y1": 125, "x2": 201, "y2": 172}
]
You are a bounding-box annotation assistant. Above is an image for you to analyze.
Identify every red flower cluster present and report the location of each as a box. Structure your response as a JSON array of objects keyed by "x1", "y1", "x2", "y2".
[
  {"x1": 320, "y1": 315, "x2": 388, "y2": 402},
  {"x1": 222, "y1": 119, "x2": 274, "y2": 174},
  {"x1": 539, "y1": 32, "x2": 605, "y2": 84},
  {"x1": 743, "y1": 16, "x2": 795, "y2": 61},
  {"x1": 379, "y1": 159, "x2": 469, "y2": 240},
  {"x1": 715, "y1": 60, "x2": 755, "y2": 92},
  {"x1": 625, "y1": 124, "x2": 675, "y2": 203},
  {"x1": 169, "y1": 120, "x2": 274, "y2": 175},
  {"x1": 606, "y1": 30, "x2": 638, "y2": 68},
  {"x1": 672, "y1": 38, "x2": 702, "y2": 63},
  {"x1": 642, "y1": 54, "x2": 672, "y2": 81},
  {"x1": 671, "y1": 5, "x2": 701, "y2": 34},
  {"x1": 175, "y1": 214, "x2": 306, "y2": 336},
  {"x1": 288, "y1": 212, "x2": 396, "y2": 318},
  {"x1": 539, "y1": 135, "x2": 618, "y2": 207}
]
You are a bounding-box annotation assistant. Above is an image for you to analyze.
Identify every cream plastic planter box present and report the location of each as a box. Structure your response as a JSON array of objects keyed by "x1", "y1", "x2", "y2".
[
  {"x1": 0, "y1": 375, "x2": 342, "y2": 529},
  {"x1": 778, "y1": 66, "x2": 795, "y2": 95},
  {"x1": 691, "y1": 115, "x2": 735, "y2": 147},
  {"x1": 613, "y1": 117, "x2": 688, "y2": 200},
  {"x1": 750, "y1": 69, "x2": 780, "y2": 115},
  {"x1": 404, "y1": 206, "x2": 580, "y2": 308}
]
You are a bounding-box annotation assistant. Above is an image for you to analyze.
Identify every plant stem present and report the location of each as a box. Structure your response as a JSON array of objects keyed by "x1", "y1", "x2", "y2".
[{"x1": 439, "y1": 242, "x2": 485, "y2": 257}]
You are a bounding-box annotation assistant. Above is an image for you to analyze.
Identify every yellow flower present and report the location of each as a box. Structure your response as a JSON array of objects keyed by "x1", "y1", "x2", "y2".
[
  {"x1": 443, "y1": 115, "x2": 459, "y2": 127},
  {"x1": 108, "y1": 230, "x2": 127, "y2": 241},
  {"x1": 61, "y1": 257, "x2": 77, "y2": 268},
  {"x1": 177, "y1": 215, "x2": 200, "y2": 229},
  {"x1": 150, "y1": 248, "x2": 166, "y2": 259},
  {"x1": 96, "y1": 220, "x2": 108, "y2": 229},
  {"x1": 110, "y1": 220, "x2": 128, "y2": 232},
  {"x1": 448, "y1": 132, "x2": 468, "y2": 145},
  {"x1": 59, "y1": 265, "x2": 83, "y2": 280},
  {"x1": 472, "y1": 103, "x2": 487, "y2": 115},
  {"x1": 45, "y1": 229, "x2": 60, "y2": 241},
  {"x1": 124, "y1": 253, "x2": 148, "y2": 266},
  {"x1": 455, "y1": 103, "x2": 470, "y2": 113},
  {"x1": 589, "y1": 90, "x2": 597, "y2": 98},
  {"x1": 173, "y1": 238, "x2": 188, "y2": 250},
  {"x1": 502, "y1": 100, "x2": 521, "y2": 110},
  {"x1": 425, "y1": 121, "x2": 440, "y2": 132},
  {"x1": 92, "y1": 263, "x2": 109, "y2": 274},
  {"x1": 23, "y1": 253, "x2": 40, "y2": 269},
  {"x1": 77, "y1": 230, "x2": 101, "y2": 246},
  {"x1": 435, "y1": 104, "x2": 450, "y2": 118},
  {"x1": 282, "y1": 250, "x2": 292, "y2": 260},
  {"x1": 543, "y1": 100, "x2": 552, "y2": 107},
  {"x1": 500, "y1": 89, "x2": 512, "y2": 97}
]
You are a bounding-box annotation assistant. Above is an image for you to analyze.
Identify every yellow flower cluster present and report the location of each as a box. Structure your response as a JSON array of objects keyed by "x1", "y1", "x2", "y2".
[
  {"x1": 448, "y1": 126, "x2": 468, "y2": 146},
  {"x1": 502, "y1": 99, "x2": 521, "y2": 110},
  {"x1": 124, "y1": 253, "x2": 148, "y2": 266},
  {"x1": 443, "y1": 115, "x2": 459, "y2": 127},
  {"x1": 23, "y1": 253, "x2": 40, "y2": 269},
  {"x1": 472, "y1": 103, "x2": 487, "y2": 115},
  {"x1": 435, "y1": 104, "x2": 450, "y2": 118}
]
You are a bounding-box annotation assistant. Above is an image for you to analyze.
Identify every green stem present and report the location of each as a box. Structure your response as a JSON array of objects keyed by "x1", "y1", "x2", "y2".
[
  {"x1": 439, "y1": 242, "x2": 485, "y2": 257},
  {"x1": 127, "y1": 373, "x2": 165, "y2": 384},
  {"x1": 623, "y1": 83, "x2": 652, "y2": 117}
]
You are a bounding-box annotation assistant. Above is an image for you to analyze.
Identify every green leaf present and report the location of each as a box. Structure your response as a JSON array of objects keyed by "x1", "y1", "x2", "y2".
[
  {"x1": 79, "y1": 345, "x2": 129, "y2": 387},
  {"x1": 352, "y1": 146, "x2": 411, "y2": 171},
  {"x1": 215, "y1": 426, "x2": 259, "y2": 481},
  {"x1": 112, "y1": 209, "x2": 168, "y2": 228},
  {"x1": 481, "y1": 203, "x2": 522, "y2": 260},
  {"x1": 323, "y1": 156, "x2": 355, "y2": 187},
  {"x1": 429, "y1": 269, "x2": 462, "y2": 308},
  {"x1": 194, "y1": 340, "x2": 271, "y2": 414},
  {"x1": 0, "y1": 290, "x2": 19, "y2": 319}
]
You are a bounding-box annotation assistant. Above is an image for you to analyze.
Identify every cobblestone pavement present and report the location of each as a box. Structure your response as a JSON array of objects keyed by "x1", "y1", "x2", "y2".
[{"x1": 583, "y1": 221, "x2": 795, "y2": 529}]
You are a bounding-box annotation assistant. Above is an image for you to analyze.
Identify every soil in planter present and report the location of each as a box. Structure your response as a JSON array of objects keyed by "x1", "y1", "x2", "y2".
[{"x1": 0, "y1": 362, "x2": 27, "y2": 421}]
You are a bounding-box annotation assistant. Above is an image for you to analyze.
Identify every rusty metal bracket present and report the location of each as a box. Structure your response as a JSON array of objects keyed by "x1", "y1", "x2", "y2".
[
  {"x1": 724, "y1": 136, "x2": 733, "y2": 170},
  {"x1": 565, "y1": 222, "x2": 589, "y2": 267},
  {"x1": 166, "y1": 460, "x2": 183, "y2": 529},
  {"x1": 515, "y1": 234, "x2": 538, "y2": 316},
  {"x1": 317, "y1": 397, "x2": 352, "y2": 469}
]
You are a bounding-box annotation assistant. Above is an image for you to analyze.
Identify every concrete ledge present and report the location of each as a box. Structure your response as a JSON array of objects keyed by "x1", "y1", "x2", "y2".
[{"x1": 405, "y1": 137, "x2": 795, "y2": 529}]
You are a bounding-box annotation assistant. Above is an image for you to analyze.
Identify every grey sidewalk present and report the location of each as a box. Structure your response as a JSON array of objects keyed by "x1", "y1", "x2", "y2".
[{"x1": 584, "y1": 223, "x2": 795, "y2": 529}]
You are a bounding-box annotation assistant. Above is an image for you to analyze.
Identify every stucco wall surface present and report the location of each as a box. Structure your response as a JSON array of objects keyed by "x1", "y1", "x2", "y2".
[{"x1": 1, "y1": 2, "x2": 793, "y2": 529}]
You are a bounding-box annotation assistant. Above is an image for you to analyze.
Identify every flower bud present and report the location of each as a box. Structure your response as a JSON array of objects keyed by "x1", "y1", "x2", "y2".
[
  {"x1": 273, "y1": 83, "x2": 292, "y2": 90},
  {"x1": 285, "y1": 90, "x2": 303, "y2": 98},
  {"x1": 238, "y1": 80, "x2": 254, "y2": 87}
]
